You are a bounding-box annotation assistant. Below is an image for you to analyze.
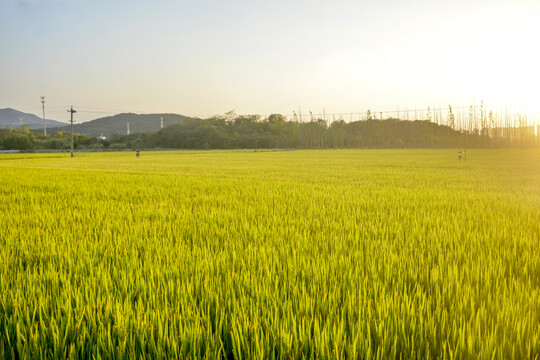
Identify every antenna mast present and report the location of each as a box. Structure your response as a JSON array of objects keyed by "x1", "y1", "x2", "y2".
[
  {"x1": 41, "y1": 96, "x2": 46, "y2": 135},
  {"x1": 67, "y1": 106, "x2": 77, "y2": 157}
]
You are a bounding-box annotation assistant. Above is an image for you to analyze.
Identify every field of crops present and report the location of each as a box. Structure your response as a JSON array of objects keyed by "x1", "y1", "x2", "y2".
[{"x1": 1, "y1": 149, "x2": 539, "y2": 359}]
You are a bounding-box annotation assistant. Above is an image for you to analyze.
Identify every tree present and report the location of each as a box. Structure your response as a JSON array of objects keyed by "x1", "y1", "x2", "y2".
[{"x1": 2, "y1": 134, "x2": 33, "y2": 150}]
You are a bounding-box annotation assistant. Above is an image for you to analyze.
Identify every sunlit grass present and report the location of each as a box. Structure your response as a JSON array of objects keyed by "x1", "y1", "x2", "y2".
[{"x1": 1, "y1": 149, "x2": 539, "y2": 359}]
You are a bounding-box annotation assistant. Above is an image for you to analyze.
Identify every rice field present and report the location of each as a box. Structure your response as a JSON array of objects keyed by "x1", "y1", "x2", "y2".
[{"x1": 1, "y1": 149, "x2": 539, "y2": 359}]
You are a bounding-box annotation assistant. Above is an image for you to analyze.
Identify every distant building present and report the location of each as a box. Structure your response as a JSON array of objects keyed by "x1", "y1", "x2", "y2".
[{"x1": 97, "y1": 134, "x2": 107, "y2": 141}]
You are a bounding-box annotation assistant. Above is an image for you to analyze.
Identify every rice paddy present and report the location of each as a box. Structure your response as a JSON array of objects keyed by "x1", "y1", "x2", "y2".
[{"x1": 1, "y1": 149, "x2": 539, "y2": 359}]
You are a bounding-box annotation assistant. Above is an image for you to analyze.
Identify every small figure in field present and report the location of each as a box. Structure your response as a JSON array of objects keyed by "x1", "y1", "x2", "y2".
[
  {"x1": 458, "y1": 151, "x2": 462, "y2": 161},
  {"x1": 135, "y1": 138, "x2": 142, "y2": 157}
]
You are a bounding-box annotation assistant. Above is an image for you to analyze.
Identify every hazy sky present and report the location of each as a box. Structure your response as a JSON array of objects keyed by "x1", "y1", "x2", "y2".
[{"x1": 1, "y1": 0, "x2": 538, "y2": 122}]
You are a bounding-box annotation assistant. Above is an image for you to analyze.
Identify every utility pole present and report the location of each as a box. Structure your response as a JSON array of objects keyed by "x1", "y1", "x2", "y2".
[
  {"x1": 160, "y1": 117, "x2": 164, "y2": 129},
  {"x1": 41, "y1": 96, "x2": 46, "y2": 135},
  {"x1": 67, "y1": 106, "x2": 76, "y2": 157},
  {"x1": 127, "y1": 121, "x2": 130, "y2": 135}
]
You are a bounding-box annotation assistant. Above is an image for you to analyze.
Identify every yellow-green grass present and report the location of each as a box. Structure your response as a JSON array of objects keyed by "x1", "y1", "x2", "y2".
[{"x1": 1, "y1": 149, "x2": 539, "y2": 359}]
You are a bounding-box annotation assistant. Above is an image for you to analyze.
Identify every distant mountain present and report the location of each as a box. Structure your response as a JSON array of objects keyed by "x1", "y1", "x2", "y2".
[
  {"x1": 0, "y1": 108, "x2": 67, "y2": 129},
  {"x1": 52, "y1": 113, "x2": 189, "y2": 137}
]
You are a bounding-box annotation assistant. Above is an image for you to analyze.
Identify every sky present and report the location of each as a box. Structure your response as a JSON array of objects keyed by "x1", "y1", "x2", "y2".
[{"x1": 0, "y1": 0, "x2": 539, "y2": 123}]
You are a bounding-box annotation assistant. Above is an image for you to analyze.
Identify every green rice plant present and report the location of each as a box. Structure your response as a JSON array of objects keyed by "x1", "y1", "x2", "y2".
[{"x1": 0, "y1": 149, "x2": 539, "y2": 359}]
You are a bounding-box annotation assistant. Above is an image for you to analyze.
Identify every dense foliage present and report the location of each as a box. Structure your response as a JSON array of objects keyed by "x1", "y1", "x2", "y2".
[
  {"x1": 1, "y1": 150, "x2": 539, "y2": 358},
  {"x1": 4, "y1": 114, "x2": 535, "y2": 151},
  {"x1": 128, "y1": 115, "x2": 487, "y2": 150},
  {"x1": 0, "y1": 126, "x2": 100, "y2": 151}
]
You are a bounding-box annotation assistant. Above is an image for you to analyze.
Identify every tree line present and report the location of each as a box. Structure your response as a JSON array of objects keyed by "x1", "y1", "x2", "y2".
[
  {"x1": 2, "y1": 114, "x2": 539, "y2": 151},
  {"x1": 108, "y1": 114, "x2": 529, "y2": 150},
  {"x1": 0, "y1": 125, "x2": 99, "y2": 151}
]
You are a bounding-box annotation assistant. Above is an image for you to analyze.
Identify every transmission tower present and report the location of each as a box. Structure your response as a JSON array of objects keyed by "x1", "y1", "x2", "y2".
[
  {"x1": 41, "y1": 96, "x2": 46, "y2": 135},
  {"x1": 448, "y1": 105, "x2": 455, "y2": 129}
]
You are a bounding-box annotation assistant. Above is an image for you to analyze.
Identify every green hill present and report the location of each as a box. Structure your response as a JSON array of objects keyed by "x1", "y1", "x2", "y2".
[
  {"x1": 0, "y1": 108, "x2": 67, "y2": 129},
  {"x1": 53, "y1": 113, "x2": 190, "y2": 137}
]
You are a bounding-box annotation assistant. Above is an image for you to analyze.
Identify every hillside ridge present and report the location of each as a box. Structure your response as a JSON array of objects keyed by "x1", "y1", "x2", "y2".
[{"x1": 0, "y1": 108, "x2": 66, "y2": 129}]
